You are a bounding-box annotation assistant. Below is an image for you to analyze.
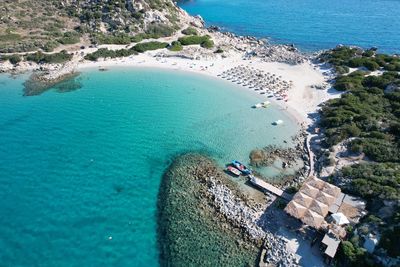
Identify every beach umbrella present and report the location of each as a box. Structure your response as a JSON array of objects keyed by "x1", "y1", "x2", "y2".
[{"x1": 331, "y1": 212, "x2": 350, "y2": 225}]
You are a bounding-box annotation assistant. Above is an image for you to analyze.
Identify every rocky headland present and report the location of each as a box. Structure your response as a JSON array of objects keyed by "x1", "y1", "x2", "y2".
[{"x1": 157, "y1": 153, "x2": 300, "y2": 267}]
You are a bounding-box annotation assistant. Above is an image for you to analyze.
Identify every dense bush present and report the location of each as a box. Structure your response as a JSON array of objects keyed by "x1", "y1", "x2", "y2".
[
  {"x1": 26, "y1": 50, "x2": 73, "y2": 64},
  {"x1": 337, "y1": 241, "x2": 375, "y2": 267},
  {"x1": 145, "y1": 23, "x2": 175, "y2": 37},
  {"x1": 42, "y1": 41, "x2": 59, "y2": 52},
  {"x1": 178, "y1": 35, "x2": 211, "y2": 46},
  {"x1": 317, "y1": 42, "x2": 400, "y2": 267},
  {"x1": 84, "y1": 48, "x2": 137, "y2": 61},
  {"x1": 335, "y1": 65, "x2": 350, "y2": 74},
  {"x1": 334, "y1": 71, "x2": 365, "y2": 91},
  {"x1": 201, "y1": 39, "x2": 214, "y2": 49},
  {"x1": 8, "y1": 54, "x2": 22, "y2": 64},
  {"x1": 181, "y1": 27, "x2": 198, "y2": 35},
  {"x1": 350, "y1": 139, "x2": 400, "y2": 162},
  {"x1": 319, "y1": 46, "x2": 361, "y2": 66},
  {"x1": 58, "y1": 31, "x2": 81, "y2": 45},
  {"x1": 341, "y1": 163, "x2": 400, "y2": 200},
  {"x1": 132, "y1": 41, "x2": 169, "y2": 53},
  {"x1": 169, "y1": 41, "x2": 183, "y2": 52},
  {"x1": 95, "y1": 33, "x2": 132, "y2": 45},
  {"x1": 379, "y1": 226, "x2": 400, "y2": 257}
]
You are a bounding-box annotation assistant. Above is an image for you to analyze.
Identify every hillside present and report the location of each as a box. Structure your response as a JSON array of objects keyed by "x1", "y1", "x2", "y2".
[
  {"x1": 318, "y1": 46, "x2": 400, "y2": 266},
  {"x1": 0, "y1": 0, "x2": 182, "y2": 53}
]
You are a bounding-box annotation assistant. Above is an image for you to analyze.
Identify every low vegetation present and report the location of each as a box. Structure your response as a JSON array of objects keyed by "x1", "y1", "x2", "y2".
[
  {"x1": 169, "y1": 41, "x2": 183, "y2": 52},
  {"x1": 26, "y1": 50, "x2": 73, "y2": 64},
  {"x1": 84, "y1": 48, "x2": 137, "y2": 61},
  {"x1": 181, "y1": 27, "x2": 198, "y2": 35},
  {"x1": 320, "y1": 46, "x2": 400, "y2": 74},
  {"x1": 132, "y1": 41, "x2": 169, "y2": 53},
  {"x1": 178, "y1": 35, "x2": 214, "y2": 48},
  {"x1": 0, "y1": 0, "x2": 180, "y2": 52},
  {"x1": 319, "y1": 46, "x2": 400, "y2": 264}
]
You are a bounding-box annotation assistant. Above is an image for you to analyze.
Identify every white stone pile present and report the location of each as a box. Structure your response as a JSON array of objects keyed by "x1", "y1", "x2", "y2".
[
  {"x1": 263, "y1": 232, "x2": 300, "y2": 267},
  {"x1": 207, "y1": 179, "x2": 266, "y2": 241}
]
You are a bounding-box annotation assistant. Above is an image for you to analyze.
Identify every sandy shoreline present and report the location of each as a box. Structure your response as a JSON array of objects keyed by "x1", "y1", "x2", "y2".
[{"x1": 74, "y1": 50, "x2": 337, "y2": 126}]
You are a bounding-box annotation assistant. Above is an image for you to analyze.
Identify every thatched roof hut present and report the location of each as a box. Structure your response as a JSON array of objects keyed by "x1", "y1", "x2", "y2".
[
  {"x1": 293, "y1": 192, "x2": 313, "y2": 208},
  {"x1": 284, "y1": 177, "x2": 342, "y2": 229},
  {"x1": 309, "y1": 200, "x2": 329, "y2": 216},
  {"x1": 316, "y1": 191, "x2": 336, "y2": 206},
  {"x1": 301, "y1": 210, "x2": 325, "y2": 229},
  {"x1": 285, "y1": 201, "x2": 307, "y2": 218},
  {"x1": 302, "y1": 184, "x2": 319, "y2": 198}
]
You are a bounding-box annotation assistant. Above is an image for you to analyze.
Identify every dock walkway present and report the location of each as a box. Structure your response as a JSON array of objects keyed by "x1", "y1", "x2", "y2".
[{"x1": 249, "y1": 176, "x2": 292, "y2": 201}]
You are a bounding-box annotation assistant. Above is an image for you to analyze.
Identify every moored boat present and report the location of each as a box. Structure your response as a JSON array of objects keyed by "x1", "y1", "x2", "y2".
[
  {"x1": 272, "y1": 119, "x2": 284, "y2": 125},
  {"x1": 226, "y1": 166, "x2": 241, "y2": 176},
  {"x1": 231, "y1": 160, "x2": 252, "y2": 175}
]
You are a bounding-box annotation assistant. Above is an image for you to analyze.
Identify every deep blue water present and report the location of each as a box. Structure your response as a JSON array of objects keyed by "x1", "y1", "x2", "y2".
[
  {"x1": 0, "y1": 68, "x2": 298, "y2": 266},
  {"x1": 179, "y1": 0, "x2": 400, "y2": 54}
]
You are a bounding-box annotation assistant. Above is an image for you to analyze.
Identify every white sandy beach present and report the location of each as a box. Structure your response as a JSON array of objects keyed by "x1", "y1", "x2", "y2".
[{"x1": 75, "y1": 49, "x2": 338, "y2": 126}]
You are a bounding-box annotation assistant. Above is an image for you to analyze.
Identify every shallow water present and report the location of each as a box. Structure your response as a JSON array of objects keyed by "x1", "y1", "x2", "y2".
[
  {"x1": 0, "y1": 68, "x2": 298, "y2": 266},
  {"x1": 179, "y1": 0, "x2": 400, "y2": 53}
]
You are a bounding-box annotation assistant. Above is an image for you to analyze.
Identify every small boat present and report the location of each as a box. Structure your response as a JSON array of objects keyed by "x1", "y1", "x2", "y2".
[
  {"x1": 262, "y1": 101, "x2": 270, "y2": 107},
  {"x1": 232, "y1": 160, "x2": 252, "y2": 175},
  {"x1": 252, "y1": 101, "x2": 270, "y2": 109},
  {"x1": 226, "y1": 166, "x2": 241, "y2": 176},
  {"x1": 272, "y1": 119, "x2": 284, "y2": 125}
]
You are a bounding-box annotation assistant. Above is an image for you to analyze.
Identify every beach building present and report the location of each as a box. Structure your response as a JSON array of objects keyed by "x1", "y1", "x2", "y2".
[
  {"x1": 321, "y1": 232, "x2": 340, "y2": 259},
  {"x1": 284, "y1": 177, "x2": 341, "y2": 229},
  {"x1": 284, "y1": 177, "x2": 365, "y2": 260}
]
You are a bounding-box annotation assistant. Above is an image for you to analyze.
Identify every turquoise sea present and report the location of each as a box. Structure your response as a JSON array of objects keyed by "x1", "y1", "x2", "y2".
[
  {"x1": 179, "y1": 0, "x2": 400, "y2": 54},
  {"x1": 0, "y1": 68, "x2": 298, "y2": 266}
]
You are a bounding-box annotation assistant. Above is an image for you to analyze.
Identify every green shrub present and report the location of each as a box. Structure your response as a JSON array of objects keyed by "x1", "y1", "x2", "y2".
[
  {"x1": 145, "y1": 23, "x2": 175, "y2": 38},
  {"x1": 379, "y1": 226, "x2": 400, "y2": 257},
  {"x1": 363, "y1": 60, "x2": 380, "y2": 71},
  {"x1": 178, "y1": 35, "x2": 210, "y2": 46},
  {"x1": 84, "y1": 48, "x2": 137, "y2": 61},
  {"x1": 201, "y1": 39, "x2": 214, "y2": 49},
  {"x1": 26, "y1": 50, "x2": 73, "y2": 64},
  {"x1": 9, "y1": 54, "x2": 21, "y2": 64},
  {"x1": 58, "y1": 31, "x2": 80, "y2": 45},
  {"x1": 42, "y1": 41, "x2": 59, "y2": 52},
  {"x1": 0, "y1": 32, "x2": 21, "y2": 42},
  {"x1": 334, "y1": 72, "x2": 365, "y2": 91},
  {"x1": 342, "y1": 162, "x2": 400, "y2": 200},
  {"x1": 335, "y1": 65, "x2": 350, "y2": 74},
  {"x1": 132, "y1": 41, "x2": 169, "y2": 53},
  {"x1": 96, "y1": 33, "x2": 132, "y2": 45},
  {"x1": 181, "y1": 27, "x2": 198, "y2": 35},
  {"x1": 169, "y1": 41, "x2": 183, "y2": 52},
  {"x1": 131, "y1": 34, "x2": 146, "y2": 43}
]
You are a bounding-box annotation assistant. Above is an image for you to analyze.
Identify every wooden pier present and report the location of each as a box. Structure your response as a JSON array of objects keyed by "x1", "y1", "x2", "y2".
[{"x1": 249, "y1": 176, "x2": 292, "y2": 201}]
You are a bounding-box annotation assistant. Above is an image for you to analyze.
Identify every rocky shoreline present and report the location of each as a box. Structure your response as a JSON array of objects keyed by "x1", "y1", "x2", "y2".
[
  {"x1": 23, "y1": 70, "x2": 81, "y2": 96},
  {"x1": 157, "y1": 153, "x2": 300, "y2": 266},
  {"x1": 249, "y1": 128, "x2": 311, "y2": 190}
]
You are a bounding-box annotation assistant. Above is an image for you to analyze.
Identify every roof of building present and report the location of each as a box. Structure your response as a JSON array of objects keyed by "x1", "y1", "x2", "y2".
[
  {"x1": 331, "y1": 212, "x2": 350, "y2": 225},
  {"x1": 284, "y1": 177, "x2": 342, "y2": 229},
  {"x1": 322, "y1": 233, "x2": 340, "y2": 258}
]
